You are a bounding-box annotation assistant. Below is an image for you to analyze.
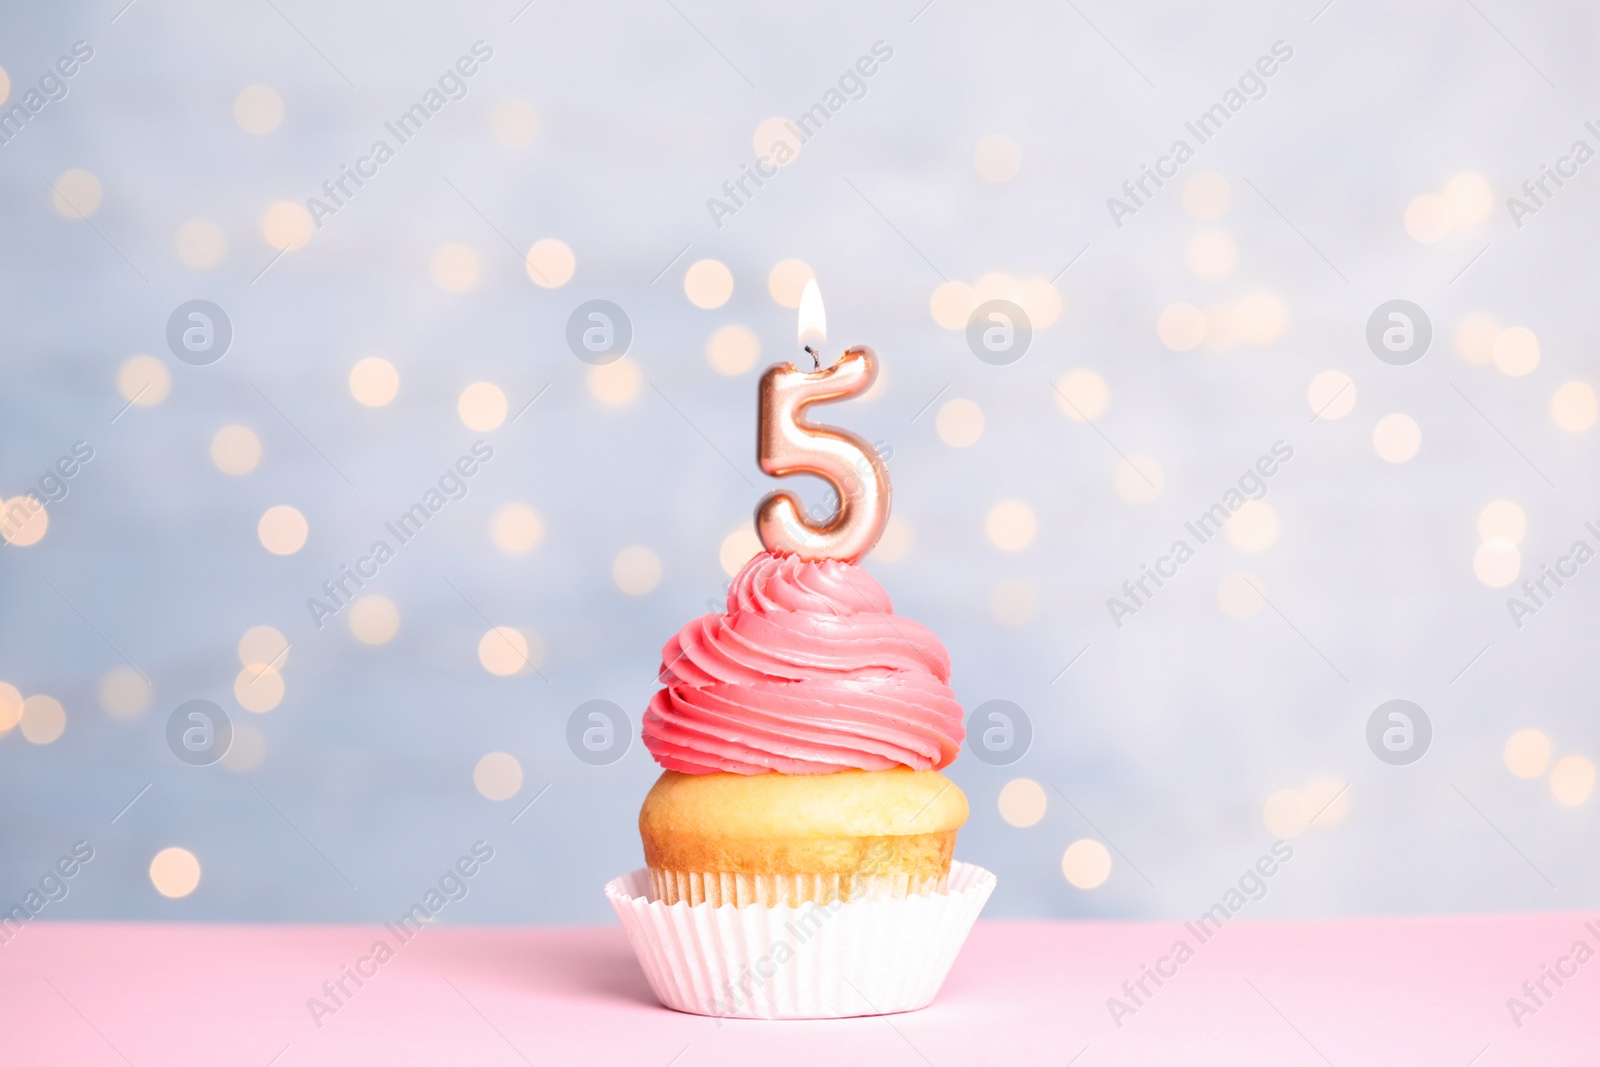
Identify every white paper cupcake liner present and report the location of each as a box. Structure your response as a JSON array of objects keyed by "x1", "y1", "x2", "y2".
[
  {"x1": 648, "y1": 867, "x2": 949, "y2": 907},
  {"x1": 605, "y1": 860, "x2": 996, "y2": 1019}
]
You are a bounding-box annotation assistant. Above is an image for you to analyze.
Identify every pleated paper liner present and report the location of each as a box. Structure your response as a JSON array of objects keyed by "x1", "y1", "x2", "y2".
[
  {"x1": 605, "y1": 861, "x2": 996, "y2": 1020},
  {"x1": 648, "y1": 866, "x2": 950, "y2": 907}
]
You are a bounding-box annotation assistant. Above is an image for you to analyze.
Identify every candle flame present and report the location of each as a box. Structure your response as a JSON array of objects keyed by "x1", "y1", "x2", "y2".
[{"x1": 797, "y1": 278, "x2": 826, "y2": 346}]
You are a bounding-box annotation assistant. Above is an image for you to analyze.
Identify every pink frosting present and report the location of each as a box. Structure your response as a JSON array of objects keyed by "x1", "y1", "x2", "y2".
[{"x1": 642, "y1": 552, "x2": 965, "y2": 775}]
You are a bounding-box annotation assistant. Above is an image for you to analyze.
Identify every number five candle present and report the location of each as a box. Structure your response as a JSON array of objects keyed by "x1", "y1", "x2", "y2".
[{"x1": 756, "y1": 279, "x2": 890, "y2": 563}]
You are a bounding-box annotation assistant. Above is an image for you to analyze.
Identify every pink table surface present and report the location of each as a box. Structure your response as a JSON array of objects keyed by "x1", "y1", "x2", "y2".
[{"x1": 1, "y1": 913, "x2": 1594, "y2": 1065}]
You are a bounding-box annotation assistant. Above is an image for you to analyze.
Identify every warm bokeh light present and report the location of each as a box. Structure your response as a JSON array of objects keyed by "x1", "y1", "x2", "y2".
[
  {"x1": 1226, "y1": 500, "x2": 1280, "y2": 552},
  {"x1": 989, "y1": 579, "x2": 1039, "y2": 627},
  {"x1": 973, "y1": 134, "x2": 1022, "y2": 183},
  {"x1": 261, "y1": 201, "x2": 313, "y2": 251},
  {"x1": 936, "y1": 398, "x2": 984, "y2": 447},
  {"x1": 1217, "y1": 571, "x2": 1266, "y2": 620},
  {"x1": 719, "y1": 526, "x2": 762, "y2": 577},
  {"x1": 587, "y1": 358, "x2": 642, "y2": 405},
  {"x1": 97, "y1": 666, "x2": 152, "y2": 719},
  {"x1": 752, "y1": 117, "x2": 802, "y2": 163},
  {"x1": 1444, "y1": 172, "x2": 1493, "y2": 227},
  {"x1": 118, "y1": 354, "x2": 171, "y2": 407},
  {"x1": 1307, "y1": 370, "x2": 1357, "y2": 420},
  {"x1": 1, "y1": 497, "x2": 48, "y2": 547},
  {"x1": 348, "y1": 595, "x2": 400, "y2": 645},
  {"x1": 767, "y1": 259, "x2": 814, "y2": 307},
  {"x1": 491, "y1": 503, "x2": 544, "y2": 554},
  {"x1": 1550, "y1": 755, "x2": 1596, "y2": 805},
  {"x1": 1156, "y1": 302, "x2": 1206, "y2": 351},
  {"x1": 1113, "y1": 455, "x2": 1163, "y2": 505},
  {"x1": 525, "y1": 238, "x2": 574, "y2": 288},
  {"x1": 612, "y1": 545, "x2": 662, "y2": 595},
  {"x1": 1492, "y1": 326, "x2": 1540, "y2": 377},
  {"x1": 20, "y1": 695, "x2": 66, "y2": 745},
  {"x1": 474, "y1": 751, "x2": 524, "y2": 800},
  {"x1": 257, "y1": 505, "x2": 308, "y2": 555},
  {"x1": 0, "y1": 683, "x2": 21, "y2": 736},
  {"x1": 1061, "y1": 839, "x2": 1112, "y2": 889},
  {"x1": 1551, "y1": 381, "x2": 1597, "y2": 431},
  {"x1": 210, "y1": 425, "x2": 261, "y2": 475},
  {"x1": 684, "y1": 258, "x2": 734, "y2": 309},
  {"x1": 997, "y1": 778, "x2": 1047, "y2": 827},
  {"x1": 458, "y1": 382, "x2": 508, "y2": 431},
  {"x1": 985, "y1": 500, "x2": 1037, "y2": 553},
  {"x1": 149, "y1": 847, "x2": 201, "y2": 898},
  {"x1": 1054, "y1": 369, "x2": 1110, "y2": 421},
  {"x1": 874, "y1": 515, "x2": 914, "y2": 563},
  {"x1": 706, "y1": 324, "x2": 760, "y2": 376},
  {"x1": 1477, "y1": 500, "x2": 1525, "y2": 545},
  {"x1": 430, "y1": 242, "x2": 479, "y2": 292},
  {"x1": 1373, "y1": 413, "x2": 1421, "y2": 463},
  {"x1": 1185, "y1": 229, "x2": 1237, "y2": 281},
  {"x1": 1234, "y1": 290, "x2": 1288, "y2": 345},
  {"x1": 233, "y1": 665, "x2": 284, "y2": 713},
  {"x1": 238, "y1": 625, "x2": 288, "y2": 669},
  {"x1": 349, "y1": 357, "x2": 400, "y2": 406},
  {"x1": 233, "y1": 84, "x2": 284, "y2": 134},
  {"x1": 1303, "y1": 776, "x2": 1351, "y2": 826},
  {"x1": 929, "y1": 280, "x2": 978, "y2": 330},
  {"x1": 1453, "y1": 314, "x2": 1498, "y2": 365},
  {"x1": 1263, "y1": 788, "x2": 1311, "y2": 838},
  {"x1": 1404, "y1": 193, "x2": 1450, "y2": 243},
  {"x1": 174, "y1": 218, "x2": 227, "y2": 269},
  {"x1": 1182, "y1": 171, "x2": 1231, "y2": 219},
  {"x1": 1504, "y1": 729, "x2": 1551, "y2": 779},
  {"x1": 51, "y1": 169, "x2": 102, "y2": 219},
  {"x1": 969, "y1": 273, "x2": 1062, "y2": 329},
  {"x1": 1474, "y1": 539, "x2": 1520, "y2": 586},
  {"x1": 491, "y1": 98, "x2": 540, "y2": 147},
  {"x1": 478, "y1": 627, "x2": 541, "y2": 676}
]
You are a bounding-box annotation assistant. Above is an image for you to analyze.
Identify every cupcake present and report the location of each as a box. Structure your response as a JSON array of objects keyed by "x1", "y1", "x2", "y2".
[{"x1": 638, "y1": 552, "x2": 969, "y2": 906}]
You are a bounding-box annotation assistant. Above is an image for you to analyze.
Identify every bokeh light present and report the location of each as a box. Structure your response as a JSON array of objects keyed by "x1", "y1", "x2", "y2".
[
  {"x1": 210, "y1": 425, "x2": 261, "y2": 475},
  {"x1": 989, "y1": 579, "x2": 1039, "y2": 627},
  {"x1": 1550, "y1": 756, "x2": 1596, "y2": 805},
  {"x1": 491, "y1": 503, "x2": 544, "y2": 555},
  {"x1": 474, "y1": 752, "x2": 524, "y2": 800},
  {"x1": 875, "y1": 515, "x2": 914, "y2": 563},
  {"x1": 1113, "y1": 455, "x2": 1163, "y2": 504},
  {"x1": 706, "y1": 324, "x2": 760, "y2": 376},
  {"x1": 1156, "y1": 303, "x2": 1206, "y2": 351},
  {"x1": 238, "y1": 625, "x2": 288, "y2": 669},
  {"x1": 234, "y1": 665, "x2": 284, "y2": 713},
  {"x1": 719, "y1": 526, "x2": 762, "y2": 577},
  {"x1": 985, "y1": 500, "x2": 1037, "y2": 552},
  {"x1": 222, "y1": 722, "x2": 267, "y2": 774},
  {"x1": 1, "y1": 497, "x2": 48, "y2": 546},
  {"x1": 233, "y1": 84, "x2": 283, "y2": 134},
  {"x1": 929, "y1": 280, "x2": 978, "y2": 330},
  {"x1": 349, "y1": 357, "x2": 400, "y2": 407},
  {"x1": 997, "y1": 778, "x2": 1047, "y2": 827},
  {"x1": 1182, "y1": 171, "x2": 1230, "y2": 219},
  {"x1": 1061, "y1": 839, "x2": 1112, "y2": 889},
  {"x1": 1263, "y1": 789, "x2": 1311, "y2": 838},
  {"x1": 1403, "y1": 193, "x2": 1450, "y2": 242},
  {"x1": 491, "y1": 98, "x2": 540, "y2": 147},
  {"x1": 973, "y1": 134, "x2": 1022, "y2": 183},
  {"x1": 149, "y1": 848, "x2": 202, "y2": 898},
  {"x1": 936, "y1": 398, "x2": 984, "y2": 447},
  {"x1": 525, "y1": 238, "x2": 574, "y2": 288},
  {"x1": 1185, "y1": 229, "x2": 1237, "y2": 281},
  {"x1": 684, "y1": 259, "x2": 734, "y2": 309},
  {"x1": 1477, "y1": 501, "x2": 1525, "y2": 545},
  {"x1": 1444, "y1": 172, "x2": 1493, "y2": 226},
  {"x1": 612, "y1": 545, "x2": 662, "y2": 595},
  {"x1": 458, "y1": 382, "x2": 508, "y2": 430},
  {"x1": 257, "y1": 505, "x2": 308, "y2": 555},
  {"x1": 1307, "y1": 370, "x2": 1357, "y2": 420},
  {"x1": 348, "y1": 595, "x2": 400, "y2": 645},
  {"x1": 1373, "y1": 414, "x2": 1421, "y2": 463},
  {"x1": 20, "y1": 695, "x2": 66, "y2": 744},
  {"x1": 1492, "y1": 326, "x2": 1540, "y2": 377},
  {"x1": 478, "y1": 627, "x2": 541, "y2": 676},
  {"x1": 1504, "y1": 729, "x2": 1551, "y2": 779},
  {"x1": 768, "y1": 259, "x2": 814, "y2": 307},
  {"x1": 261, "y1": 201, "x2": 313, "y2": 251},
  {"x1": 430, "y1": 243, "x2": 479, "y2": 292},
  {"x1": 1551, "y1": 382, "x2": 1597, "y2": 431},
  {"x1": 1226, "y1": 501, "x2": 1280, "y2": 552},
  {"x1": 0, "y1": 683, "x2": 21, "y2": 737},
  {"x1": 1054, "y1": 369, "x2": 1109, "y2": 421},
  {"x1": 1453, "y1": 314, "x2": 1498, "y2": 365},
  {"x1": 1217, "y1": 571, "x2": 1266, "y2": 620},
  {"x1": 1472, "y1": 540, "x2": 1521, "y2": 587},
  {"x1": 752, "y1": 117, "x2": 802, "y2": 163},
  {"x1": 51, "y1": 169, "x2": 102, "y2": 219},
  {"x1": 174, "y1": 218, "x2": 226, "y2": 269},
  {"x1": 118, "y1": 354, "x2": 171, "y2": 407},
  {"x1": 588, "y1": 358, "x2": 642, "y2": 405},
  {"x1": 97, "y1": 666, "x2": 152, "y2": 719}
]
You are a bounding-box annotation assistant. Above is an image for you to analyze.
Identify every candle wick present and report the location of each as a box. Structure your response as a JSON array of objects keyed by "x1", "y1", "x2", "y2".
[{"x1": 803, "y1": 345, "x2": 820, "y2": 371}]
